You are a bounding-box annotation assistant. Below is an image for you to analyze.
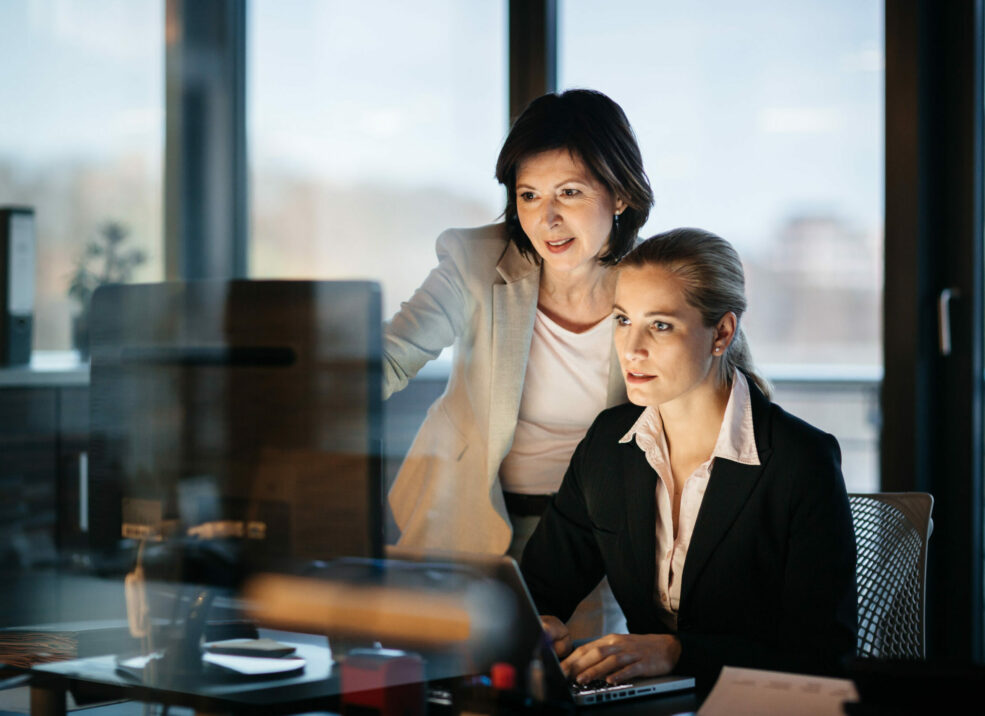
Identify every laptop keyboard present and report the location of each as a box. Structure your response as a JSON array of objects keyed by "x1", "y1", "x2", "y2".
[{"x1": 569, "y1": 679, "x2": 632, "y2": 694}]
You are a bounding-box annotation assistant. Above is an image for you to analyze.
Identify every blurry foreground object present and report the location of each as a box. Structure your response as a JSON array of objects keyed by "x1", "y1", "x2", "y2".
[
  {"x1": 68, "y1": 221, "x2": 146, "y2": 359},
  {"x1": 0, "y1": 207, "x2": 35, "y2": 366},
  {"x1": 245, "y1": 557, "x2": 519, "y2": 678},
  {"x1": 341, "y1": 648, "x2": 425, "y2": 716},
  {"x1": 247, "y1": 574, "x2": 473, "y2": 645},
  {"x1": 87, "y1": 280, "x2": 384, "y2": 579}
]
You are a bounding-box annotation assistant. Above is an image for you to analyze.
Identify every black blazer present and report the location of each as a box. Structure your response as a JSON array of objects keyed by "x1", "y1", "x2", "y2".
[{"x1": 520, "y1": 382, "x2": 857, "y2": 685}]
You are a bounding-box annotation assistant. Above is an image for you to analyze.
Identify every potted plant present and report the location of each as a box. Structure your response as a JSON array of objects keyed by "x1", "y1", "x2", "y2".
[{"x1": 68, "y1": 222, "x2": 147, "y2": 359}]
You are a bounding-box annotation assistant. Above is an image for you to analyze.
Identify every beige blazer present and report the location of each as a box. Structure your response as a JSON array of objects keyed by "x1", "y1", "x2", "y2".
[{"x1": 384, "y1": 223, "x2": 627, "y2": 553}]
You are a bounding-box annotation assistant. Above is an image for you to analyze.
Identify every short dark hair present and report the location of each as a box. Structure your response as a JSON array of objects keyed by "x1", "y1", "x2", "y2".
[{"x1": 495, "y1": 89, "x2": 654, "y2": 266}]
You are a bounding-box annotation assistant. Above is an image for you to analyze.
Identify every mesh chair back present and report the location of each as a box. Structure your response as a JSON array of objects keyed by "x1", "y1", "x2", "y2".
[{"x1": 849, "y1": 492, "x2": 933, "y2": 660}]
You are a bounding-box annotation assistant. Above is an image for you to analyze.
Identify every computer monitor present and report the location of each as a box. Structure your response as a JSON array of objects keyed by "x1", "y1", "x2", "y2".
[{"x1": 87, "y1": 280, "x2": 383, "y2": 579}]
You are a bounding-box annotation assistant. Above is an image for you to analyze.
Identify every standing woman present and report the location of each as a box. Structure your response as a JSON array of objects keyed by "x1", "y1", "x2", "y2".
[
  {"x1": 384, "y1": 90, "x2": 653, "y2": 567},
  {"x1": 522, "y1": 228, "x2": 857, "y2": 685}
]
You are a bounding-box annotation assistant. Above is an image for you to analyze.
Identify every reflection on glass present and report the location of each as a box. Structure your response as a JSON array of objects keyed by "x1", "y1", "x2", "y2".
[{"x1": 88, "y1": 281, "x2": 383, "y2": 571}]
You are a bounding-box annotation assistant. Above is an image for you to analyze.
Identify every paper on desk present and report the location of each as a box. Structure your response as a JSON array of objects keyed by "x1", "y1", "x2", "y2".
[
  {"x1": 204, "y1": 652, "x2": 306, "y2": 676},
  {"x1": 698, "y1": 666, "x2": 858, "y2": 716}
]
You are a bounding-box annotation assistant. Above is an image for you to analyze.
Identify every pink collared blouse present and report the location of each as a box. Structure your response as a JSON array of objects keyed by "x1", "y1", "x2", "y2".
[{"x1": 618, "y1": 371, "x2": 761, "y2": 626}]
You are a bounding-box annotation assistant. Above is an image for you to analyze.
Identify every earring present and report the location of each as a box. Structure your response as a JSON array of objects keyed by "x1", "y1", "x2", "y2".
[{"x1": 613, "y1": 212, "x2": 620, "y2": 230}]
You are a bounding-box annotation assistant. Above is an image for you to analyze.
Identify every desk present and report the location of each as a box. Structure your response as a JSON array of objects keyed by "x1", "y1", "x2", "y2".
[
  {"x1": 28, "y1": 631, "x2": 338, "y2": 716},
  {"x1": 24, "y1": 630, "x2": 701, "y2": 716}
]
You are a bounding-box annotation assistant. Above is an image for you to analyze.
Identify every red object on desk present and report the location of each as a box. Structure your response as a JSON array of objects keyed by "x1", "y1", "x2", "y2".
[
  {"x1": 340, "y1": 648, "x2": 425, "y2": 716},
  {"x1": 490, "y1": 662, "x2": 516, "y2": 690}
]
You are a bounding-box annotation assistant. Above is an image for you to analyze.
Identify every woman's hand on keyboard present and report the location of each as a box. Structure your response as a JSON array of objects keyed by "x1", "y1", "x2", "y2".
[
  {"x1": 560, "y1": 633, "x2": 682, "y2": 685},
  {"x1": 540, "y1": 615, "x2": 573, "y2": 658}
]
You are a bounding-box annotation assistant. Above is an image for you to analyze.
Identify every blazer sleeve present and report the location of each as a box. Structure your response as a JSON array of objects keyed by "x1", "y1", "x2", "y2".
[
  {"x1": 382, "y1": 229, "x2": 472, "y2": 399},
  {"x1": 676, "y1": 430, "x2": 857, "y2": 681},
  {"x1": 520, "y1": 423, "x2": 608, "y2": 623}
]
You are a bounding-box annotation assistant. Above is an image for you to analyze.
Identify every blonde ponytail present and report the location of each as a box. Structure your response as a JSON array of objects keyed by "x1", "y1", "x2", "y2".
[{"x1": 620, "y1": 227, "x2": 772, "y2": 400}]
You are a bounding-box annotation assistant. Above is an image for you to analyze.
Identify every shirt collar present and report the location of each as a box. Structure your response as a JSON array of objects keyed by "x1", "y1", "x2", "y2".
[{"x1": 618, "y1": 371, "x2": 760, "y2": 466}]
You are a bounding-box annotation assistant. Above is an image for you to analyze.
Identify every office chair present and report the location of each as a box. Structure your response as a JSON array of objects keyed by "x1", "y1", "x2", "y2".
[{"x1": 849, "y1": 492, "x2": 934, "y2": 660}]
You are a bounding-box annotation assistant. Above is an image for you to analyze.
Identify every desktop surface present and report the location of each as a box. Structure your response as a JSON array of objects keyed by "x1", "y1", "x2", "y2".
[
  {"x1": 23, "y1": 627, "x2": 701, "y2": 716},
  {"x1": 28, "y1": 629, "x2": 338, "y2": 715}
]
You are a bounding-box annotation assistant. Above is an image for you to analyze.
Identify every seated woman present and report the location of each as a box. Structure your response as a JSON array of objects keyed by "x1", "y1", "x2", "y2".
[{"x1": 520, "y1": 228, "x2": 857, "y2": 687}]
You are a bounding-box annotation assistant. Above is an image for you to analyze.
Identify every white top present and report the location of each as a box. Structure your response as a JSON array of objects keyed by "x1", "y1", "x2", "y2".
[
  {"x1": 619, "y1": 371, "x2": 761, "y2": 623},
  {"x1": 499, "y1": 309, "x2": 612, "y2": 495}
]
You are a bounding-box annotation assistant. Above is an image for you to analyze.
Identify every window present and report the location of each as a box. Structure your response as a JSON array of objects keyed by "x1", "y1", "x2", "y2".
[
  {"x1": 0, "y1": 0, "x2": 164, "y2": 351},
  {"x1": 248, "y1": 0, "x2": 508, "y2": 320},
  {"x1": 561, "y1": 0, "x2": 884, "y2": 490}
]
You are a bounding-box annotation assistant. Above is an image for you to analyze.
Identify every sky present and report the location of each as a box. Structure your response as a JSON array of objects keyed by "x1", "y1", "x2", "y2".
[
  {"x1": 560, "y1": 0, "x2": 883, "y2": 246},
  {"x1": 0, "y1": 0, "x2": 165, "y2": 163}
]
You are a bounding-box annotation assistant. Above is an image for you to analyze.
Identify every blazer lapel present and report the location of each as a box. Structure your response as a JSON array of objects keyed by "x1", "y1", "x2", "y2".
[
  {"x1": 606, "y1": 340, "x2": 627, "y2": 406},
  {"x1": 680, "y1": 382, "x2": 775, "y2": 603},
  {"x1": 623, "y1": 443, "x2": 658, "y2": 607},
  {"x1": 488, "y1": 244, "x2": 539, "y2": 483},
  {"x1": 679, "y1": 459, "x2": 765, "y2": 603}
]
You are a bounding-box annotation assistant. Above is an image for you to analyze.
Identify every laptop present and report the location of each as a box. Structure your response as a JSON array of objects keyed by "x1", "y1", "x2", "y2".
[
  {"x1": 492, "y1": 556, "x2": 694, "y2": 706},
  {"x1": 385, "y1": 549, "x2": 695, "y2": 706}
]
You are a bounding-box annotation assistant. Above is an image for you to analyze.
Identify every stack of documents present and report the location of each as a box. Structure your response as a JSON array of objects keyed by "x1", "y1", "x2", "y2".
[{"x1": 0, "y1": 621, "x2": 136, "y2": 667}]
